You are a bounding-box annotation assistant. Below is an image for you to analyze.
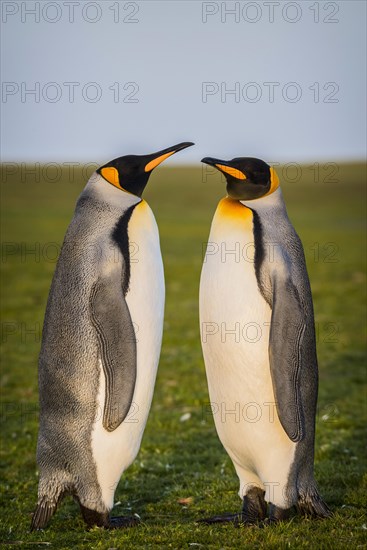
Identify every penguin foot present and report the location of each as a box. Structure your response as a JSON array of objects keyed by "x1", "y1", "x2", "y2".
[
  {"x1": 79, "y1": 503, "x2": 140, "y2": 529},
  {"x1": 198, "y1": 487, "x2": 268, "y2": 526},
  {"x1": 242, "y1": 487, "x2": 267, "y2": 523},
  {"x1": 79, "y1": 504, "x2": 110, "y2": 528},
  {"x1": 107, "y1": 515, "x2": 140, "y2": 529},
  {"x1": 268, "y1": 503, "x2": 292, "y2": 523},
  {"x1": 197, "y1": 513, "x2": 243, "y2": 525}
]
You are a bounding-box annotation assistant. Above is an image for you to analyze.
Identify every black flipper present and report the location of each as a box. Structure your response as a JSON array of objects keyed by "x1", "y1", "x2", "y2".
[
  {"x1": 268, "y1": 275, "x2": 306, "y2": 442},
  {"x1": 90, "y1": 272, "x2": 137, "y2": 432},
  {"x1": 30, "y1": 497, "x2": 58, "y2": 531}
]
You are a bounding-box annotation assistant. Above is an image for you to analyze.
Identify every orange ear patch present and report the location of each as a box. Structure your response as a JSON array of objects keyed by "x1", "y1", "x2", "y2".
[
  {"x1": 268, "y1": 166, "x2": 280, "y2": 194},
  {"x1": 215, "y1": 164, "x2": 246, "y2": 180},
  {"x1": 100, "y1": 167, "x2": 120, "y2": 187}
]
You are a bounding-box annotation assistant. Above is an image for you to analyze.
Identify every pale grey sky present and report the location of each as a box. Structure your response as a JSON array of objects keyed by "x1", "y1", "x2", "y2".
[{"x1": 1, "y1": 0, "x2": 366, "y2": 163}]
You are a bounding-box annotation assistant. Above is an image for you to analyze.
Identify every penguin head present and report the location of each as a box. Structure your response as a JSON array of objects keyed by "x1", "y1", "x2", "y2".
[
  {"x1": 201, "y1": 156, "x2": 280, "y2": 201},
  {"x1": 97, "y1": 142, "x2": 194, "y2": 197}
]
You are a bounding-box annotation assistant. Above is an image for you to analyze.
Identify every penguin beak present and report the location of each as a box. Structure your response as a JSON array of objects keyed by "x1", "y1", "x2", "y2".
[
  {"x1": 201, "y1": 157, "x2": 246, "y2": 181},
  {"x1": 144, "y1": 142, "x2": 194, "y2": 172}
]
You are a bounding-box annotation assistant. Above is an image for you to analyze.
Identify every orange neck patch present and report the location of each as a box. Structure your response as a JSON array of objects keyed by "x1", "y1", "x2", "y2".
[
  {"x1": 217, "y1": 197, "x2": 250, "y2": 216},
  {"x1": 215, "y1": 197, "x2": 253, "y2": 229}
]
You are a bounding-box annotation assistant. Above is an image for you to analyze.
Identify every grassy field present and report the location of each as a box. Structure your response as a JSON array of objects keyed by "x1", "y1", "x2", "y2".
[{"x1": 1, "y1": 163, "x2": 366, "y2": 549}]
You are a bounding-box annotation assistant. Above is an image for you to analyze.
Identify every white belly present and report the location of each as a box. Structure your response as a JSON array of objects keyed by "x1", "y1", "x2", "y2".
[
  {"x1": 200, "y1": 199, "x2": 296, "y2": 507},
  {"x1": 91, "y1": 201, "x2": 164, "y2": 508}
]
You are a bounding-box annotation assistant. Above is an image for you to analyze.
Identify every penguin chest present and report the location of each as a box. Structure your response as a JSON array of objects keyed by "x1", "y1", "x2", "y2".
[
  {"x1": 124, "y1": 200, "x2": 165, "y2": 422},
  {"x1": 200, "y1": 199, "x2": 271, "y2": 373},
  {"x1": 200, "y1": 199, "x2": 288, "y2": 464},
  {"x1": 91, "y1": 200, "x2": 164, "y2": 508},
  {"x1": 125, "y1": 201, "x2": 165, "y2": 346}
]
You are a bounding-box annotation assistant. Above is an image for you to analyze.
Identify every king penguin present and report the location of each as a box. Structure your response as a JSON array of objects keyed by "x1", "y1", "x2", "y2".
[
  {"x1": 31, "y1": 141, "x2": 194, "y2": 530},
  {"x1": 199, "y1": 156, "x2": 330, "y2": 523}
]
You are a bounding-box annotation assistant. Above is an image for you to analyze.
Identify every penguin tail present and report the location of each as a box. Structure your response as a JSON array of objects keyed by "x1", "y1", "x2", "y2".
[
  {"x1": 297, "y1": 489, "x2": 332, "y2": 518},
  {"x1": 30, "y1": 497, "x2": 58, "y2": 531}
]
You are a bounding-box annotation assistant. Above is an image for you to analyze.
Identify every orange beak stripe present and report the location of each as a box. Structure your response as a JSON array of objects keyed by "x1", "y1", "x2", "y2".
[
  {"x1": 144, "y1": 151, "x2": 176, "y2": 172},
  {"x1": 215, "y1": 164, "x2": 246, "y2": 180}
]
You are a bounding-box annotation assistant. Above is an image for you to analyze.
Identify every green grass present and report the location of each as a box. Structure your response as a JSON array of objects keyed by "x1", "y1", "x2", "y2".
[{"x1": 1, "y1": 163, "x2": 366, "y2": 549}]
